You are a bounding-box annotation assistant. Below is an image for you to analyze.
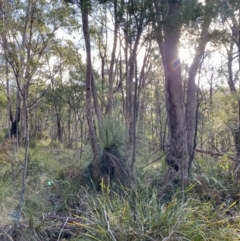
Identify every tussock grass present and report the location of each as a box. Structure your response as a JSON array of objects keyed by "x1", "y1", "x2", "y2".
[
  {"x1": 73, "y1": 185, "x2": 240, "y2": 241},
  {"x1": 69, "y1": 151, "x2": 240, "y2": 241},
  {"x1": 0, "y1": 140, "x2": 239, "y2": 240}
]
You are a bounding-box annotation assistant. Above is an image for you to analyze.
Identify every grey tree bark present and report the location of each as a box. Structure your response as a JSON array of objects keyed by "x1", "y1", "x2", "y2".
[
  {"x1": 81, "y1": 1, "x2": 100, "y2": 183},
  {"x1": 153, "y1": 0, "x2": 214, "y2": 180}
]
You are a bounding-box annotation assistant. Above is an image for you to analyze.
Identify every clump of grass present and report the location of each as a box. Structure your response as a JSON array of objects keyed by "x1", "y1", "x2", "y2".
[
  {"x1": 1, "y1": 138, "x2": 239, "y2": 241},
  {"x1": 0, "y1": 179, "x2": 18, "y2": 226},
  {"x1": 72, "y1": 183, "x2": 240, "y2": 241},
  {"x1": 0, "y1": 143, "x2": 86, "y2": 240}
]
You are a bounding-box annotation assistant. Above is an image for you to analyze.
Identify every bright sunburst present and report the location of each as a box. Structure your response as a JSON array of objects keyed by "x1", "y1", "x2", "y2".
[{"x1": 179, "y1": 46, "x2": 193, "y2": 63}]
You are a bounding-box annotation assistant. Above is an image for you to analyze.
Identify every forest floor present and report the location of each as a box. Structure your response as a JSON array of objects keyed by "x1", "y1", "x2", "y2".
[{"x1": 0, "y1": 140, "x2": 240, "y2": 240}]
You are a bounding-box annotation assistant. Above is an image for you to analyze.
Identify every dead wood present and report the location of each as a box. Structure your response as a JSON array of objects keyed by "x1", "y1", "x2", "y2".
[{"x1": 195, "y1": 148, "x2": 239, "y2": 162}]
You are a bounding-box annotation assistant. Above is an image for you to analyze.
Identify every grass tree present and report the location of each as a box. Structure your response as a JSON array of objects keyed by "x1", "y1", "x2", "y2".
[{"x1": 97, "y1": 117, "x2": 129, "y2": 189}]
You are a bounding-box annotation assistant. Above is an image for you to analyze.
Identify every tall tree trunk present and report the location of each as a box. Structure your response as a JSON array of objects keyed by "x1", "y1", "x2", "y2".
[
  {"x1": 1, "y1": 1, "x2": 11, "y2": 138},
  {"x1": 4, "y1": 41, "x2": 11, "y2": 138},
  {"x1": 154, "y1": 0, "x2": 213, "y2": 180},
  {"x1": 107, "y1": 0, "x2": 119, "y2": 116},
  {"x1": 81, "y1": 2, "x2": 100, "y2": 183},
  {"x1": 155, "y1": 0, "x2": 190, "y2": 180},
  {"x1": 127, "y1": 35, "x2": 142, "y2": 181},
  {"x1": 137, "y1": 39, "x2": 151, "y2": 138},
  {"x1": 16, "y1": 95, "x2": 29, "y2": 225},
  {"x1": 15, "y1": 0, "x2": 32, "y2": 224},
  {"x1": 185, "y1": 3, "x2": 213, "y2": 172},
  {"x1": 223, "y1": 5, "x2": 240, "y2": 159},
  {"x1": 56, "y1": 112, "x2": 62, "y2": 141},
  {"x1": 68, "y1": 107, "x2": 71, "y2": 143},
  {"x1": 18, "y1": 0, "x2": 31, "y2": 142},
  {"x1": 236, "y1": 8, "x2": 240, "y2": 159},
  {"x1": 226, "y1": 37, "x2": 240, "y2": 158}
]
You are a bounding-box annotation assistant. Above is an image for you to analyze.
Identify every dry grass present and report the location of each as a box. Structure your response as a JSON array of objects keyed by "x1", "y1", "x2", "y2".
[{"x1": 0, "y1": 140, "x2": 239, "y2": 240}]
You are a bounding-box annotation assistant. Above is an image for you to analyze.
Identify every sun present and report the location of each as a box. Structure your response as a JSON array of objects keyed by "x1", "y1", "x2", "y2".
[{"x1": 179, "y1": 46, "x2": 193, "y2": 64}]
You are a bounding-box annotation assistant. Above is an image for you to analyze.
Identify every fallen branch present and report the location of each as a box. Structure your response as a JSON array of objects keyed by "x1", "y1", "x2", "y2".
[
  {"x1": 142, "y1": 151, "x2": 169, "y2": 169},
  {"x1": 57, "y1": 217, "x2": 69, "y2": 241},
  {"x1": 195, "y1": 148, "x2": 239, "y2": 162},
  {"x1": 104, "y1": 208, "x2": 117, "y2": 241}
]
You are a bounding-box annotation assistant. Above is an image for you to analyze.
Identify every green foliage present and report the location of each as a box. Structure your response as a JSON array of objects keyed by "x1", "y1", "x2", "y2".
[
  {"x1": 0, "y1": 142, "x2": 239, "y2": 240},
  {"x1": 0, "y1": 179, "x2": 18, "y2": 226},
  {"x1": 182, "y1": 0, "x2": 204, "y2": 25},
  {"x1": 0, "y1": 84, "x2": 7, "y2": 108},
  {"x1": 100, "y1": 116, "x2": 127, "y2": 150},
  {"x1": 73, "y1": 184, "x2": 240, "y2": 241}
]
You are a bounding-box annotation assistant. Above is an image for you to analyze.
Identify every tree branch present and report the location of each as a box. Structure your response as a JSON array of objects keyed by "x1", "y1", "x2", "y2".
[{"x1": 195, "y1": 148, "x2": 239, "y2": 162}]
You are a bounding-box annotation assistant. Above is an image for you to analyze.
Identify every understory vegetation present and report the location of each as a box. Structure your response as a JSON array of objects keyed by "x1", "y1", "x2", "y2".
[{"x1": 0, "y1": 139, "x2": 239, "y2": 241}]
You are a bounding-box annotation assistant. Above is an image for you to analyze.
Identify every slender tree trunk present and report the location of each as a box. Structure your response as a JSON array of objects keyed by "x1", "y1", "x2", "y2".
[
  {"x1": 130, "y1": 57, "x2": 139, "y2": 182},
  {"x1": 98, "y1": 7, "x2": 107, "y2": 113},
  {"x1": 156, "y1": 88, "x2": 167, "y2": 151},
  {"x1": 126, "y1": 18, "x2": 144, "y2": 182},
  {"x1": 237, "y1": 8, "x2": 240, "y2": 159},
  {"x1": 107, "y1": 0, "x2": 119, "y2": 116},
  {"x1": 81, "y1": 3, "x2": 100, "y2": 183},
  {"x1": 154, "y1": 0, "x2": 213, "y2": 180},
  {"x1": 1, "y1": 2, "x2": 11, "y2": 138},
  {"x1": 91, "y1": 72, "x2": 103, "y2": 136},
  {"x1": 227, "y1": 38, "x2": 240, "y2": 158},
  {"x1": 15, "y1": 0, "x2": 32, "y2": 223},
  {"x1": 5, "y1": 43, "x2": 11, "y2": 138},
  {"x1": 18, "y1": 0, "x2": 32, "y2": 142},
  {"x1": 137, "y1": 39, "x2": 151, "y2": 138},
  {"x1": 56, "y1": 112, "x2": 62, "y2": 141},
  {"x1": 16, "y1": 96, "x2": 29, "y2": 225},
  {"x1": 80, "y1": 119, "x2": 83, "y2": 158},
  {"x1": 154, "y1": 0, "x2": 189, "y2": 180},
  {"x1": 185, "y1": 3, "x2": 213, "y2": 172}
]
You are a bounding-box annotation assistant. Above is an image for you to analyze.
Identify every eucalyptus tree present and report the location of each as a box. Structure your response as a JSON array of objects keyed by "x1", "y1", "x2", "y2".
[
  {"x1": 1, "y1": 0, "x2": 73, "y2": 143},
  {"x1": 0, "y1": 1, "x2": 11, "y2": 137},
  {"x1": 64, "y1": 0, "x2": 103, "y2": 183},
  {"x1": 64, "y1": 0, "x2": 140, "y2": 185},
  {"x1": 90, "y1": 0, "x2": 120, "y2": 116},
  {"x1": 217, "y1": 0, "x2": 240, "y2": 159},
  {"x1": 45, "y1": 41, "x2": 87, "y2": 151},
  {"x1": 101, "y1": 0, "x2": 158, "y2": 182},
  {"x1": 152, "y1": 0, "x2": 216, "y2": 181},
  {"x1": 0, "y1": 0, "x2": 71, "y2": 224},
  {"x1": 121, "y1": 0, "x2": 154, "y2": 181}
]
